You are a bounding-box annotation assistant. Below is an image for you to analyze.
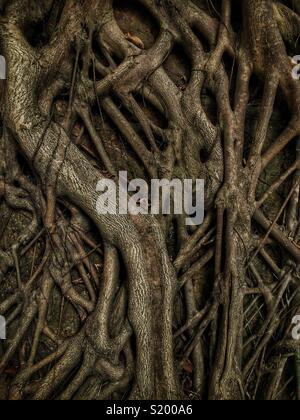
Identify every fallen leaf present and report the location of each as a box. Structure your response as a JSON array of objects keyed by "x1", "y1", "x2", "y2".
[
  {"x1": 182, "y1": 358, "x2": 194, "y2": 374},
  {"x1": 4, "y1": 367, "x2": 18, "y2": 376},
  {"x1": 125, "y1": 32, "x2": 144, "y2": 49}
]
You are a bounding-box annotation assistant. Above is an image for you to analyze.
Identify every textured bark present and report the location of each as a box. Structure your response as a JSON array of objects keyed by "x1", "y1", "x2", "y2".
[{"x1": 0, "y1": 0, "x2": 299, "y2": 400}]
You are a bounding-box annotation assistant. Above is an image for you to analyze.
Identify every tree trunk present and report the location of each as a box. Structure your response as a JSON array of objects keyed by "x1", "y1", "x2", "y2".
[{"x1": 0, "y1": 0, "x2": 300, "y2": 400}]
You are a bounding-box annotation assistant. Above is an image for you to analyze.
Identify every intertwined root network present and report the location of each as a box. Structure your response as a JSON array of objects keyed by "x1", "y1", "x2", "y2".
[{"x1": 0, "y1": 0, "x2": 300, "y2": 400}]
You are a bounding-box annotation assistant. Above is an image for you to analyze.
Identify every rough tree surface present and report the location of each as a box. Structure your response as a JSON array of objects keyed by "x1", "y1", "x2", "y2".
[{"x1": 0, "y1": 0, "x2": 300, "y2": 401}]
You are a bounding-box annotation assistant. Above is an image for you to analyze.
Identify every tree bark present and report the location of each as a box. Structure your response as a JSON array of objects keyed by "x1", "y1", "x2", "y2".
[{"x1": 0, "y1": 0, "x2": 299, "y2": 401}]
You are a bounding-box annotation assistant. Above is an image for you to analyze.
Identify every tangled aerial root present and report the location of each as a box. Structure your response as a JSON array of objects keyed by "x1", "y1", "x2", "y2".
[{"x1": 0, "y1": 0, "x2": 300, "y2": 400}]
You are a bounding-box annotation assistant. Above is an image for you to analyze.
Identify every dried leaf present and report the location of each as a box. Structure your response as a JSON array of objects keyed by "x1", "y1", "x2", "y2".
[
  {"x1": 182, "y1": 358, "x2": 194, "y2": 374},
  {"x1": 4, "y1": 367, "x2": 18, "y2": 376},
  {"x1": 125, "y1": 32, "x2": 144, "y2": 50}
]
